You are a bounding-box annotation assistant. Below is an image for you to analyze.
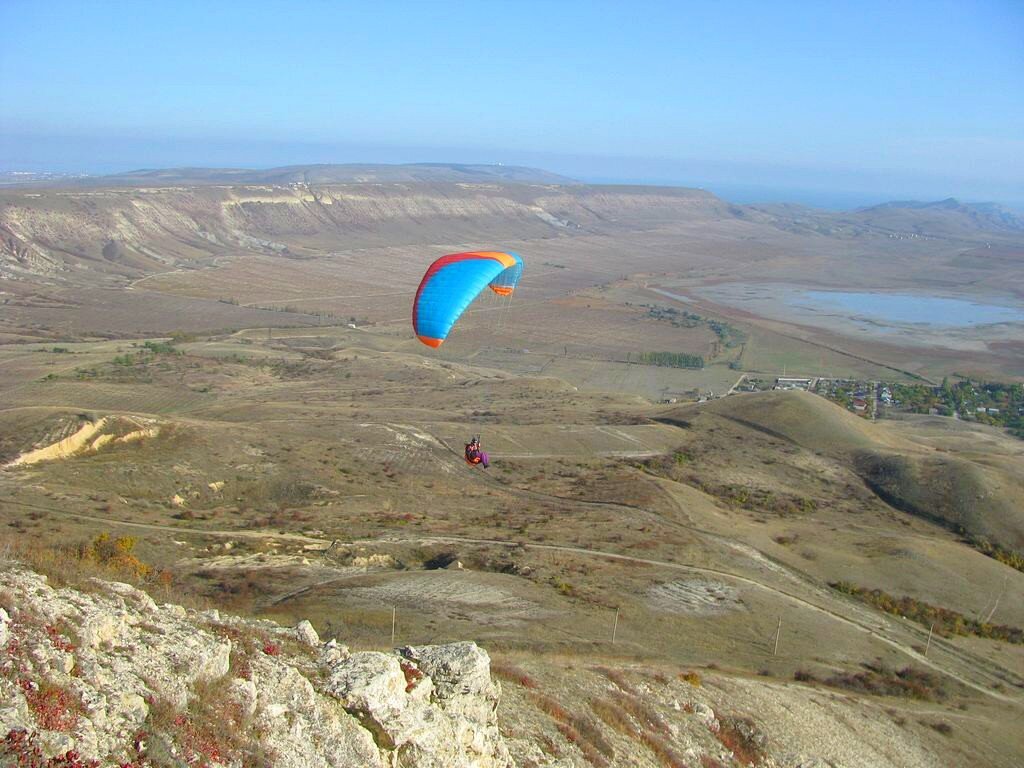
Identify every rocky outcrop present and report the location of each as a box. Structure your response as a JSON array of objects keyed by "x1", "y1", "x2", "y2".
[
  {"x1": 0, "y1": 567, "x2": 511, "y2": 767},
  {"x1": 322, "y1": 641, "x2": 508, "y2": 768}
]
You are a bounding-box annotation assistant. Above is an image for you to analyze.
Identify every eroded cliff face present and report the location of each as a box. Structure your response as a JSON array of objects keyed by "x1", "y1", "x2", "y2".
[
  {"x1": 0, "y1": 183, "x2": 726, "y2": 279},
  {"x1": 0, "y1": 567, "x2": 510, "y2": 767}
]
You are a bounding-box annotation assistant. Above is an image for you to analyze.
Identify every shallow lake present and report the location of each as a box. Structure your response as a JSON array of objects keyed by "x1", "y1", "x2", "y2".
[
  {"x1": 799, "y1": 291, "x2": 1024, "y2": 327},
  {"x1": 688, "y1": 282, "x2": 1024, "y2": 348}
]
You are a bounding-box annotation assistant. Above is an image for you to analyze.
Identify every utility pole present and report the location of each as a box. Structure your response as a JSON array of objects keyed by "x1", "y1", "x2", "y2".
[
  {"x1": 925, "y1": 622, "x2": 934, "y2": 657},
  {"x1": 773, "y1": 617, "x2": 782, "y2": 656},
  {"x1": 391, "y1": 606, "x2": 397, "y2": 646},
  {"x1": 611, "y1": 608, "x2": 619, "y2": 644}
]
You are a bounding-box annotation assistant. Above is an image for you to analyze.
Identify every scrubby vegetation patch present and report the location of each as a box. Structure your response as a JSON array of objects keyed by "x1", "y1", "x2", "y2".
[
  {"x1": 795, "y1": 661, "x2": 948, "y2": 702},
  {"x1": 831, "y1": 581, "x2": 1023, "y2": 644}
]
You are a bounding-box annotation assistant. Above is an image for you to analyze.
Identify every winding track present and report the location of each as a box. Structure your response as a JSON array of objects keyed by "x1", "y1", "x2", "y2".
[
  {"x1": 297, "y1": 426, "x2": 1024, "y2": 701},
  {"x1": 3, "y1": 490, "x2": 1021, "y2": 703},
  {"x1": 2, "y1": 412, "x2": 1021, "y2": 703}
]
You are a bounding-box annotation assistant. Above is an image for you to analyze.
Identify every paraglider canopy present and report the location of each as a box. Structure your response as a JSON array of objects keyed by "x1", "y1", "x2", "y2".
[{"x1": 412, "y1": 251, "x2": 524, "y2": 347}]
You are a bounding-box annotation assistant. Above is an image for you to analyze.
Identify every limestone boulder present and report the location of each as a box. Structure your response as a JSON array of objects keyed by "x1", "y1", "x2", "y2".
[{"x1": 0, "y1": 566, "x2": 511, "y2": 768}]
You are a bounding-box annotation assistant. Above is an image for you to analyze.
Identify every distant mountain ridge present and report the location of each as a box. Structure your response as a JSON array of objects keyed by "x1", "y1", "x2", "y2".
[
  {"x1": 855, "y1": 197, "x2": 1024, "y2": 233},
  {"x1": 13, "y1": 164, "x2": 1021, "y2": 231},
  {"x1": 83, "y1": 162, "x2": 578, "y2": 187},
  {"x1": 0, "y1": 178, "x2": 723, "y2": 281}
]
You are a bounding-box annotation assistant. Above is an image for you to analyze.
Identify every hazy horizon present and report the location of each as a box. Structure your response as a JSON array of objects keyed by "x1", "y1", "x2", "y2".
[
  {"x1": 2, "y1": 134, "x2": 1021, "y2": 211},
  {"x1": 2, "y1": 0, "x2": 1022, "y2": 209}
]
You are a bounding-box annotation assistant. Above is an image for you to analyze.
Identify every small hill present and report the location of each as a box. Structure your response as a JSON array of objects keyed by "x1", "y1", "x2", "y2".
[
  {"x1": 852, "y1": 450, "x2": 1024, "y2": 549},
  {"x1": 675, "y1": 391, "x2": 1024, "y2": 550},
  {"x1": 851, "y1": 198, "x2": 1024, "y2": 237},
  {"x1": 746, "y1": 197, "x2": 1024, "y2": 242},
  {"x1": 696, "y1": 390, "x2": 887, "y2": 454}
]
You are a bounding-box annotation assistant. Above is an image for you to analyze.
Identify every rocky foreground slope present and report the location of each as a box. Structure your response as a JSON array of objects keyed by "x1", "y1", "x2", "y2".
[
  {"x1": 1, "y1": 561, "x2": 980, "y2": 768},
  {"x1": 0, "y1": 566, "x2": 509, "y2": 767}
]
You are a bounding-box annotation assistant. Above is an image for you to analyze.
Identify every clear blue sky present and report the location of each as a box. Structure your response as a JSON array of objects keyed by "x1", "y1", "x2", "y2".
[{"x1": 1, "y1": 0, "x2": 1022, "y2": 206}]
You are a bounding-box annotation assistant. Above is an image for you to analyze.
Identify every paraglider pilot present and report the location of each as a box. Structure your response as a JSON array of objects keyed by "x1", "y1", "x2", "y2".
[{"x1": 465, "y1": 436, "x2": 489, "y2": 468}]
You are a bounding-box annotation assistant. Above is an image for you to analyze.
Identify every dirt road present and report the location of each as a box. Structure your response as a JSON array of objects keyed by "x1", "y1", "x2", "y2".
[{"x1": 4, "y1": 493, "x2": 1019, "y2": 704}]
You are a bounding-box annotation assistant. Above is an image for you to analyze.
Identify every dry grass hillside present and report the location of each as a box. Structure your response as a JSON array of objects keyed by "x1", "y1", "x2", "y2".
[
  {"x1": 2, "y1": 172, "x2": 1024, "y2": 765},
  {"x1": 1, "y1": 329, "x2": 1022, "y2": 766},
  {"x1": 694, "y1": 392, "x2": 1024, "y2": 550}
]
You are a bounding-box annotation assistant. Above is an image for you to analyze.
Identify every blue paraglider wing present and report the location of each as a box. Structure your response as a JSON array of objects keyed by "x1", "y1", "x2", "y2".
[{"x1": 412, "y1": 251, "x2": 523, "y2": 347}]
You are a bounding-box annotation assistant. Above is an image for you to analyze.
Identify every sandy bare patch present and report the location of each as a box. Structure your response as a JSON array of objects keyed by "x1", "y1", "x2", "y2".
[
  {"x1": 363, "y1": 423, "x2": 455, "y2": 474},
  {"x1": 342, "y1": 572, "x2": 542, "y2": 625},
  {"x1": 646, "y1": 579, "x2": 743, "y2": 615},
  {"x1": 5, "y1": 417, "x2": 107, "y2": 466},
  {"x1": 4, "y1": 415, "x2": 161, "y2": 467}
]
